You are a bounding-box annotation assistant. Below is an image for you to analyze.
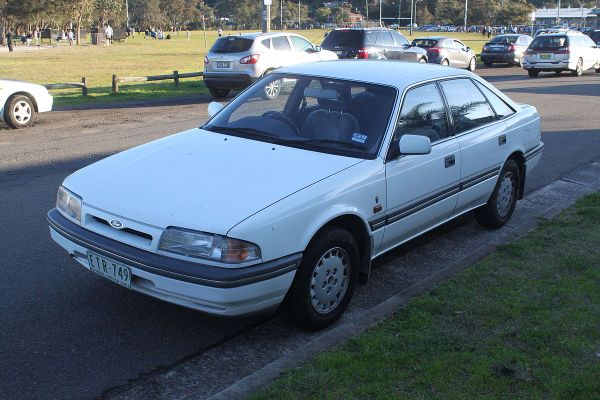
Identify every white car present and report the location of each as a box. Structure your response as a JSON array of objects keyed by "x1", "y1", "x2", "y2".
[
  {"x1": 0, "y1": 79, "x2": 53, "y2": 128},
  {"x1": 48, "y1": 61, "x2": 543, "y2": 329}
]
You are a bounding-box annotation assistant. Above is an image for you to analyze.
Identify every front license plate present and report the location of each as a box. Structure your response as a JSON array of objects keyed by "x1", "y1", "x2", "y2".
[
  {"x1": 216, "y1": 61, "x2": 230, "y2": 68},
  {"x1": 539, "y1": 53, "x2": 552, "y2": 60},
  {"x1": 87, "y1": 251, "x2": 132, "y2": 288}
]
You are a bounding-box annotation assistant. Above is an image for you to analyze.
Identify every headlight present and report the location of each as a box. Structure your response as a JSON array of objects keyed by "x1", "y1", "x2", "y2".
[
  {"x1": 56, "y1": 186, "x2": 82, "y2": 224},
  {"x1": 158, "y1": 228, "x2": 261, "y2": 263}
]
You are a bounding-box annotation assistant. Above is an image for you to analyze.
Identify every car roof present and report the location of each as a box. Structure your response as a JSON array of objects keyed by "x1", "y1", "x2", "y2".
[
  {"x1": 229, "y1": 31, "x2": 291, "y2": 39},
  {"x1": 415, "y1": 36, "x2": 448, "y2": 40},
  {"x1": 277, "y1": 60, "x2": 472, "y2": 89}
]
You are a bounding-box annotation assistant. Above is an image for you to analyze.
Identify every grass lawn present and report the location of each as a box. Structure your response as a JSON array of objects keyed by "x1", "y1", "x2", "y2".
[
  {"x1": 0, "y1": 30, "x2": 488, "y2": 106},
  {"x1": 253, "y1": 192, "x2": 600, "y2": 400}
]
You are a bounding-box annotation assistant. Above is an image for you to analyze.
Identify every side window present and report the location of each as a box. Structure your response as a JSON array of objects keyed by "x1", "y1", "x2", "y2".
[
  {"x1": 391, "y1": 31, "x2": 409, "y2": 46},
  {"x1": 439, "y1": 79, "x2": 496, "y2": 134},
  {"x1": 272, "y1": 36, "x2": 291, "y2": 51},
  {"x1": 377, "y1": 32, "x2": 394, "y2": 46},
  {"x1": 454, "y1": 40, "x2": 465, "y2": 50},
  {"x1": 364, "y1": 31, "x2": 377, "y2": 45},
  {"x1": 261, "y1": 38, "x2": 271, "y2": 49},
  {"x1": 290, "y1": 36, "x2": 312, "y2": 52},
  {"x1": 473, "y1": 80, "x2": 515, "y2": 119},
  {"x1": 394, "y1": 83, "x2": 450, "y2": 144}
]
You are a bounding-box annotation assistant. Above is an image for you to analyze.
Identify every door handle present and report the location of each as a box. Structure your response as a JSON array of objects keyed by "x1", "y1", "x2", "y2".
[
  {"x1": 444, "y1": 154, "x2": 455, "y2": 168},
  {"x1": 498, "y1": 135, "x2": 507, "y2": 146}
]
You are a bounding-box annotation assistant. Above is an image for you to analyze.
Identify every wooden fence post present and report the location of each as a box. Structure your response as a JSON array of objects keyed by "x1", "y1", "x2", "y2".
[
  {"x1": 81, "y1": 77, "x2": 88, "y2": 96},
  {"x1": 173, "y1": 70, "x2": 179, "y2": 86},
  {"x1": 112, "y1": 74, "x2": 118, "y2": 94}
]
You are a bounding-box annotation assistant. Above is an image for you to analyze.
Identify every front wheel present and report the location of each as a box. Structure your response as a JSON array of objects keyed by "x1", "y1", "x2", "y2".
[
  {"x1": 441, "y1": 59, "x2": 449, "y2": 66},
  {"x1": 4, "y1": 94, "x2": 34, "y2": 129},
  {"x1": 418, "y1": 57, "x2": 427, "y2": 63},
  {"x1": 208, "y1": 87, "x2": 230, "y2": 99},
  {"x1": 571, "y1": 58, "x2": 583, "y2": 76},
  {"x1": 467, "y1": 57, "x2": 476, "y2": 72},
  {"x1": 262, "y1": 79, "x2": 282, "y2": 100},
  {"x1": 475, "y1": 159, "x2": 520, "y2": 229},
  {"x1": 284, "y1": 227, "x2": 359, "y2": 330}
]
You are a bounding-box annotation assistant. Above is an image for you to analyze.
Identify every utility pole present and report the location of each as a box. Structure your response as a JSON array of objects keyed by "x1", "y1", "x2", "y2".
[
  {"x1": 262, "y1": 0, "x2": 272, "y2": 33},
  {"x1": 557, "y1": 0, "x2": 561, "y2": 26},
  {"x1": 366, "y1": 0, "x2": 369, "y2": 22},
  {"x1": 398, "y1": 0, "x2": 402, "y2": 26},
  {"x1": 379, "y1": 0, "x2": 382, "y2": 26},
  {"x1": 281, "y1": 0, "x2": 283, "y2": 29},
  {"x1": 464, "y1": 0, "x2": 468, "y2": 31},
  {"x1": 298, "y1": 1, "x2": 301, "y2": 29},
  {"x1": 125, "y1": 0, "x2": 130, "y2": 28},
  {"x1": 410, "y1": 0, "x2": 414, "y2": 35}
]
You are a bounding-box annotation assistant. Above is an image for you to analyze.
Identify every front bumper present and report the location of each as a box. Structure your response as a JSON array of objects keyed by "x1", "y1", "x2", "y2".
[
  {"x1": 37, "y1": 91, "x2": 53, "y2": 113},
  {"x1": 203, "y1": 72, "x2": 260, "y2": 90},
  {"x1": 48, "y1": 209, "x2": 300, "y2": 316}
]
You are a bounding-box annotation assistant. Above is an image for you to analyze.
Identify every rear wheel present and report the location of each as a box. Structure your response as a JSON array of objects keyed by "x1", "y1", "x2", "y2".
[
  {"x1": 4, "y1": 94, "x2": 34, "y2": 129},
  {"x1": 441, "y1": 59, "x2": 449, "y2": 66},
  {"x1": 208, "y1": 87, "x2": 230, "y2": 99},
  {"x1": 554, "y1": 70, "x2": 562, "y2": 76},
  {"x1": 418, "y1": 57, "x2": 427, "y2": 63},
  {"x1": 516, "y1": 55, "x2": 524, "y2": 67},
  {"x1": 571, "y1": 58, "x2": 583, "y2": 76},
  {"x1": 528, "y1": 69, "x2": 539, "y2": 78},
  {"x1": 284, "y1": 227, "x2": 359, "y2": 330},
  {"x1": 467, "y1": 57, "x2": 476, "y2": 72},
  {"x1": 475, "y1": 159, "x2": 520, "y2": 229},
  {"x1": 262, "y1": 79, "x2": 282, "y2": 100}
]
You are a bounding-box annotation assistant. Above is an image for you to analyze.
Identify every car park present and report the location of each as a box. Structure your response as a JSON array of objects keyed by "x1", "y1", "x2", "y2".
[
  {"x1": 413, "y1": 36, "x2": 477, "y2": 70},
  {"x1": 321, "y1": 28, "x2": 428, "y2": 62},
  {"x1": 481, "y1": 34, "x2": 533, "y2": 67},
  {"x1": 0, "y1": 79, "x2": 53, "y2": 129},
  {"x1": 203, "y1": 32, "x2": 337, "y2": 99},
  {"x1": 523, "y1": 31, "x2": 600, "y2": 77},
  {"x1": 48, "y1": 61, "x2": 543, "y2": 329}
]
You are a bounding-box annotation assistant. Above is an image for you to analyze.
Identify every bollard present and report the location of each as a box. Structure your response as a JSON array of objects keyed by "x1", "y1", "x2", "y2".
[
  {"x1": 112, "y1": 74, "x2": 118, "y2": 94},
  {"x1": 81, "y1": 77, "x2": 88, "y2": 96},
  {"x1": 173, "y1": 70, "x2": 180, "y2": 86}
]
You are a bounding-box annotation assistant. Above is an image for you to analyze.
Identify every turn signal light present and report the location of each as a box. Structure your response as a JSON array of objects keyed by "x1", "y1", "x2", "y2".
[
  {"x1": 508, "y1": 44, "x2": 516, "y2": 52},
  {"x1": 556, "y1": 48, "x2": 570, "y2": 54},
  {"x1": 240, "y1": 54, "x2": 260, "y2": 64},
  {"x1": 357, "y1": 47, "x2": 369, "y2": 59},
  {"x1": 428, "y1": 47, "x2": 441, "y2": 54}
]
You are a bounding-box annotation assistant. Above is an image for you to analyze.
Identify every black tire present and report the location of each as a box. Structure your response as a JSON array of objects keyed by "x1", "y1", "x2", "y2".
[
  {"x1": 571, "y1": 58, "x2": 583, "y2": 76},
  {"x1": 418, "y1": 57, "x2": 427, "y2": 63},
  {"x1": 467, "y1": 57, "x2": 476, "y2": 72},
  {"x1": 4, "y1": 94, "x2": 34, "y2": 129},
  {"x1": 441, "y1": 59, "x2": 450, "y2": 66},
  {"x1": 475, "y1": 159, "x2": 521, "y2": 229},
  {"x1": 528, "y1": 69, "x2": 539, "y2": 78},
  {"x1": 208, "y1": 87, "x2": 230, "y2": 99},
  {"x1": 554, "y1": 70, "x2": 562, "y2": 76},
  {"x1": 516, "y1": 55, "x2": 524, "y2": 67},
  {"x1": 483, "y1": 61, "x2": 492, "y2": 67},
  {"x1": 284, "y1": 227, "x2": 359, "y2": 330},
  {"x1": 596, "y1": 68, "x2": 600, "y2": 73}
]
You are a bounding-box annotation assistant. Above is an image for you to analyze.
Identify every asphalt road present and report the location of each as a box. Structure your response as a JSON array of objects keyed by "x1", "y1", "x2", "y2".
[{"x1": 1, "y1": 67, "x2": 599, "y2": 400}]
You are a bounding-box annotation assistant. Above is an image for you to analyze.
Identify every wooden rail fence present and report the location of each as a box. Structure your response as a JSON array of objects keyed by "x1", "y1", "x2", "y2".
[
  {"x1": 44, "y1": 77, "x2": 88, "y2": 96},
  {"x1": 112, "y1": 71, "x2": 204, "y2": 94}
]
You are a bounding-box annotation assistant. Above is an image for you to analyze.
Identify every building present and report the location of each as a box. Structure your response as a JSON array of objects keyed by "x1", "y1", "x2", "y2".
[{"x1": 534, "y1": 6, "x2": 598, "y2": 27}]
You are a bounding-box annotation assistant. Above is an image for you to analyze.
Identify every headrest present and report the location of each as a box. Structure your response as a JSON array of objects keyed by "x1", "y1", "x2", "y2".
[{"x1": 303, "y1": 87, "x2": 339, "y2": 100}]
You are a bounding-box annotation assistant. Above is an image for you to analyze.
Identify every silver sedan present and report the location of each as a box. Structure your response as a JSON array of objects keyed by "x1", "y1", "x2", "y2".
[{"x1": 413, "y1": 36, "x2": 477, "y2": 71}]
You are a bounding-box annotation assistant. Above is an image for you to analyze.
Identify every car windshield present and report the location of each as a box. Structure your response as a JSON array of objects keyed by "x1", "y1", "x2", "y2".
[
  {"x1": 203, "y1": 74, "x2": 397, "y2": 159},
  {"x1": 413, "y1": 38, "x2": 438, "y2": 48},
  {"x1": 210, "y1": 37, "x2": 254, "y2": 53},
  {"x1": 490, "y1": 35, "x2": 519, "y2": 44},
  {"x1": 530, "y1": 36, "x2": 568, "y2": 50}
]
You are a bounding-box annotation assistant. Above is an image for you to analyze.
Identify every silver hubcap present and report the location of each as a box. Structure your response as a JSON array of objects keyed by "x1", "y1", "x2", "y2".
[
  {"x1": 13, "y1": 101, "x2": 32, "y2": 124},
  {"x1": 496, "y1": 172, "x2": 515, "y2": 218},
  {"x1": 470, "y1": 58, "x2": 475, "y2": 70},
  {"x1": 265, "y1": 80, "x2": 281, "y2": 98},
  {"x1": 442, "y1": 60, "x2": 449, "y2": 66},
  {"x1": 577, "y1": 61, "x2": 582, "y2": 74},
  {"x1": 419, "y1": 58, "x2": 426, "y2": 63},
  {"x1": 310, "y1": 247, "x2": 350, "y2": 315}
]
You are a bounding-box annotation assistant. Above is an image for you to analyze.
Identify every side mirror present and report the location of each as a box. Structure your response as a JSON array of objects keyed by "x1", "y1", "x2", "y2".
[
  {"x1": 207, "y1": 101, "x2": 224, "y2": 117},
  {"x1": 411, "y1": 41, "x2": 417, "y2": 47},
  {"x1": 399, "y1": 134, "x2": 431, "y2": 155},
  {"x1": 314, "y1": 45, "x2": 321, "y2": 52},
  {"x1": 466, "y1": 46, "x2": 471, "y2": 51}
]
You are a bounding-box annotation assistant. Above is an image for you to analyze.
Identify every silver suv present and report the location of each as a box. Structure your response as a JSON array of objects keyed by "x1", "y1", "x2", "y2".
[
  {"x1": 523, "y1": 31, "x2": 600, "y2": 77},
  {"x1": 203, "y1": 32, "x2": 338, "y2": 99}
]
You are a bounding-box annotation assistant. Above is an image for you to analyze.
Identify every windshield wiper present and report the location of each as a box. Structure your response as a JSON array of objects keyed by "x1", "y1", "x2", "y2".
[
  {"x1": 204, "y1": 125, "x2": 278, "y2": 138},
  {"x1": 296, "y1": 138, "x2": 367, "y2": 150}
]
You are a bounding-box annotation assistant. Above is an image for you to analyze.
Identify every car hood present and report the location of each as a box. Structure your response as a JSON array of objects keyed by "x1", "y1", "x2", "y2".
[
  {"x1": 63, "y1": 128, "x2": 363, "y2": 235},
  {"x1": 0, "y1": 78, "x2": 45, "y2": 91}
]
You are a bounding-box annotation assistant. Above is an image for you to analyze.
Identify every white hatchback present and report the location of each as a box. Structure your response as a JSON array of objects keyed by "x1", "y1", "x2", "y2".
[{"x1": 49, "y1": 61, "x2": 543, "y2": 329}]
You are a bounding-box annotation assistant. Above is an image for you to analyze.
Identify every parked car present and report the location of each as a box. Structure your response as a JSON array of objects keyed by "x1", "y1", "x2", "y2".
[
  {"x1": 481, "y1": 34, "x2": 533, "y2": 67},
  {"x1": 589, "y1": 30, "x2": 600, "y2": 45},
  {"x1": 0, "y1": 79, "x2": 53, "y2": 129},
  {"x1": 413, "y1": 36, "x2": 477, "y2": 70},
  {"x1": 203, "y1": 32, "x2": 337, "y2": 99},
  {"x1": 48, "y1": 61, "x2": 542, "y2": 329},
  {"x1": 321, "y1": 28, "x2": 428, "y2": 63},
  {"x1": 523, "y1": 31, "x2": 600, "y2": 77}
]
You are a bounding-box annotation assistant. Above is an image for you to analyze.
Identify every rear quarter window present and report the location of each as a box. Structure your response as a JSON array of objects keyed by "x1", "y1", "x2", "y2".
[
  {"x1": 210, "y1": 37, "x2": 254, "y2": 53},
  {"x1": 322, "y1": 30, "x2": 363, "y2": 48}
]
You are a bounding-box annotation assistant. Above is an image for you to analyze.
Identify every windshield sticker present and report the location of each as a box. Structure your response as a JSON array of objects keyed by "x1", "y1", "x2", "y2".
[{"x1": 351, "y1": 133, "x2": 368, "y2": 144}]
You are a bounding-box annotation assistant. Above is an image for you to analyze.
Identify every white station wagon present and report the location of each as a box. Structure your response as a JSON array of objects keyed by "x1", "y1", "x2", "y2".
[{"x1": 48, "y1": 61, "x2": 543, "y2": 329}]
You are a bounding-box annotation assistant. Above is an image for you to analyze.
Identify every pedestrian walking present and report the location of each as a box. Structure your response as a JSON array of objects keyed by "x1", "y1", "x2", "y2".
[
  {"x1": 186, "y1": 29, "x2": 191, "y2": 40},
  {"x1": 218, "y1": 27, "x2": 223, "y2": 37},
  {"x1": 6, "y1": 31, "x2": 14, "y2": 52},
  {"x1": 67, "y1": 29, "x2": 74, "y2": 45},
  {"x1": 104, "y1": 24, "x2": 113, "y2": 46}
]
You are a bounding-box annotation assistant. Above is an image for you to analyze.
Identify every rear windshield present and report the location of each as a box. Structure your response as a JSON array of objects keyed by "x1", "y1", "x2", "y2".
[
  {"x1": 530, "y1": 36, "x2": 568, "y2": 50},
  {"x1": 210, "y1": 37, "x2": 254, "y2": 53},
  {"x1": 322, "y1": 30, "x2": 376, "y2": 47},
  {"x1": 490, "y1": 35, "x2": 519, "y2": 44},
  {"x1": 413, "y1": 38, "x2": 438, "y2": 48}
]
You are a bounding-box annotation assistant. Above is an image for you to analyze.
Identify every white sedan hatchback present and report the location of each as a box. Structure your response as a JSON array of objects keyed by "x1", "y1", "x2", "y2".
[
  {"x1": 48, "y1": 61, "x2": 542, "y2": 329},
  {"x1": 1, "y1": 79, "x2": 53, "y2": 128}
]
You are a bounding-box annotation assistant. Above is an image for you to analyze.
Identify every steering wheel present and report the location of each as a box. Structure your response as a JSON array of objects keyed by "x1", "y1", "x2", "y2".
[{"x1": 262, "y1": 111, "x2": 299, "y2": 136}]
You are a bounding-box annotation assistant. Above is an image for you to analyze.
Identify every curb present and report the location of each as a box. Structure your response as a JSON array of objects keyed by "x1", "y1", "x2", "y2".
[{"x1": 207, "y1": 160, "x2": 600, "y2": 400}]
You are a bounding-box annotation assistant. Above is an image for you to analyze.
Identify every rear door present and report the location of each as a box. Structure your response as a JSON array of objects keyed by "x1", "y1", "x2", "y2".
[
  {"x1": 271, "y1": 35, "x2": 294, "y2": 67},
  {"x1": 289, "y1": 35, "x2": 319, "y2": 64},
  {"x1": 453, "y1": 40, "x2": 470, "y2": 67},
  {"x1": 382, "y1": 82, "x2": 460, "y2": 250},
  {"x1": 376, "y1": 31, "x2": 396, "y2": 59},
  {"x1": 390, "y1": 31, "x2": 414, "y2": 61}
]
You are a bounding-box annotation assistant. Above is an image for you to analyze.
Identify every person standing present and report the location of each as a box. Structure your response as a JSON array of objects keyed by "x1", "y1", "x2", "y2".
[
  {"x1": 218, "y1": 27, "x2": 223, "y2": 37},
  {"x1": 67, "y1": 29, "x2": 74, "y2": 45},
  {"x1": 6, "y1": 30, "x2": 14, "y2": 52}
]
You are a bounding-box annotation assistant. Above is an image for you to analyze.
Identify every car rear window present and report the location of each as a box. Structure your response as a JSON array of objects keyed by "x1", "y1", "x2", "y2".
[
  {"x1": 529, "y1": 36, "x2": 568, "y2": 50},
  {"x1": 590, "y1": 32, "x2": 600, "y2": 44},
  {"x1": 210, "y1": 37, "x2": 254, "y2": 53},
  {"x1": 322, "y1": 30, "x2": 375, "y2": 48},
  {"x1": 413, "y1": 38, "x2": 438, "y2": 48},
  {"x1": 490, "y1": 35, "x2": 519, "y2": 44}
]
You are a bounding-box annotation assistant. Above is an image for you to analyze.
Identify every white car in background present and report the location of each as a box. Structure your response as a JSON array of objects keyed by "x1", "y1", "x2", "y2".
[
  {"x1": 48, "y1": 61, "x2": 542, "y2": 329},
  {"x1": 0, "y1": 79, "x2": 53, "y2": 128}
]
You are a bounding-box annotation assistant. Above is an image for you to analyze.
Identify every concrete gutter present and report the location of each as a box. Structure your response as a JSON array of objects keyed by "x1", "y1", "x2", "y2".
[{"x1": 105, "y1": 160, "x2": 600, "y2": 400}]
